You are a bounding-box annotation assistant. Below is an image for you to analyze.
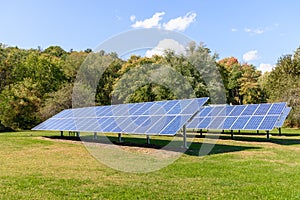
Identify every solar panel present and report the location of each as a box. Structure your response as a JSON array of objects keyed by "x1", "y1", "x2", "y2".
[
  {"x1": 254, "y1": 104, "x2": 272, "y2": 115},
  {"x1": 32, "y1": 97, "x2": 209, "y2": 136},
  {"x1": 259, "y1": 116, "x2": 279, "y2": 130},
  {"x1": 244, "y1": 116, "x2": 264, "y2": 130},
  {"x1": 268, "y1": 103, "x2": 286, "y2": 115},
  {"x1": 275, "y1": 107, "x2": 291, "y2": 128},
  {"x1": 229, "y1": 105, "x2": 246, "y2": 116},
  {"x1": 230, "y1": 116, "x2": 250, "y2": 130},
  {"x1": 187, "y1": 102, "x2": 287, "y2": 131}
]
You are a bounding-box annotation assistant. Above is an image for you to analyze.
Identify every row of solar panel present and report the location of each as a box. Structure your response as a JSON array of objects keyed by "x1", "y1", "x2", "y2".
[
  {"x1": 275, "y1": 107, "x2": 291, "y2": 128},
  {"x1": 187, "y1": 115, "x2": 279, "y2": 130},
  {"x1": 32, "y1": 98, "x2": 209, "y2": 135},
  {"x1": 53, "y1": 97, "x2": 208, "y2": 119},
  {"x1": 187, "y1": 103, "x2": 289, "y2": 131},
  {"x1": 196, "y1": 102, "x2": 286, "y2": 117}
]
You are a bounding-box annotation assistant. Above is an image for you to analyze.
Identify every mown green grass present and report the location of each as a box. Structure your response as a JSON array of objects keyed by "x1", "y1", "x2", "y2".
[{"x1": 0, "y1": 129, "x2": 300, "y2": 199}]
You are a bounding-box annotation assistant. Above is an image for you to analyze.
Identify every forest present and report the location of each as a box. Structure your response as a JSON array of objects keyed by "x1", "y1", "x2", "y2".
[{"x1": 0, "y1": 43, "x2": 299, "y2": 130}]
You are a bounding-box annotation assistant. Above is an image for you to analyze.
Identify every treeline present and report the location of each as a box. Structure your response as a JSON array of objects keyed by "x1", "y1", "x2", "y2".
[{"x1": 0, "y1": 43, "x2": 299, "y2": 130}]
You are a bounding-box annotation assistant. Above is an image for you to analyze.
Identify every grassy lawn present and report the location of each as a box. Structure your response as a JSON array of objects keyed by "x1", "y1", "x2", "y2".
[{"x1": 0, "y1": 129, "x2": 300, "y2": 199}]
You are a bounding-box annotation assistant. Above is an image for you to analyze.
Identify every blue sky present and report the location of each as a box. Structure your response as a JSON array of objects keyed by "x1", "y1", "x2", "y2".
[{"x1": 1, "y1": 0, "x2": 300, "y2": 72}]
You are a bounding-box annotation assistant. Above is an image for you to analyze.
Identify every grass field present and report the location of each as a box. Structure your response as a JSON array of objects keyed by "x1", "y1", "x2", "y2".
[{"x1": 0, "y1": 129, "x2": 300, "y2": 199}]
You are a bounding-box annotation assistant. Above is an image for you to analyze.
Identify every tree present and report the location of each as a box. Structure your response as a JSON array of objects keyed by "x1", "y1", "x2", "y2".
[
  {"x1": 264, "y1": 46, "x2": 300, "y2": 127},
  {"x1": 0, "y1": 78, "x2": 41, "y2": 129}
]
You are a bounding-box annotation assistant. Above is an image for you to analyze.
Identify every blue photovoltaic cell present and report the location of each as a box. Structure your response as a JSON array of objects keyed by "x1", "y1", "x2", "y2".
[
  {"x1": 254, "y1": 104, "x2": 272, "y2": 115},
  {"x1": 229, "y1": 105, "x2": 246, "y2": 116},
  {"x1": 221, "y1": 117, "x2": 238, "y2": 129},
  {"x1": 181, "y1": 100, "x2": 199, "y2": 114},
  {"x1": 132, "y1": 102, "x2": 153, "y2": 115},
  {"x1": 230, "y1": 116, "x2": 250, "y2": 130},
  {"x1": 258, "y1": 116, "x2": 279, "y2": 130},
  {"x1": 241, "y1": 104, "x2": 259, "y2": 116},
  {"x1": 160, "y1": 116, "x2": 190, "y2": 135},
  {"x1": 267, "y1": 103, "x2": 286, "y2": 115},
  {"x1": 275, "y1": 107, "x2": 291, "y2": 128},
  {"x1": 208, "y1": 117, "x2": 226, "y2": 129},
  {"x1": 199, "y1": 107, "x2": 213, "y2": 117},
  {"x1": 144, "y1": 115, "x2": 176, "y2": 134},
  {"x1": 208, "y1": 106, "x2": 225, "y2": 117},
  {"x1": 187, "y1": 117, "x2": 205, "y2": 129},
  {"x1": 225, "y1": 106, "x2": 235, "y2": 115},
  {"x1": 197, "y1": 117, "x2": 212, "y2": 129},
  {"x1": 133, "y1": 116, "x2": 161, "y2": 133},
  {"x1": 244, "y1": 116, "x2": 264, "y2": 130},
  {"x1": 95, "y1": 106, "x2": 110, "y2": 116}
]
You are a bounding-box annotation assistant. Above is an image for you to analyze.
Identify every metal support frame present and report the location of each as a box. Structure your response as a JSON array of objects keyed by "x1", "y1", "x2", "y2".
[
  {"x1": 118, "y1": 133, "x2": 122, "y2": 143},
  {"x1": 238, "y1": 130, "x2": 240, "y2": 134},
  {"x1": 183, "y1": 125, "x2": 187, "y2": 149},
  {"x1": 60, "y1": 131, "x2": 63, "y2": 137},
  {"x1": 230, "y1": 130, "x2": 233, "y2": 139},
  {"x1": 257, "y1": 130, "x2": 259, "y2": 134},
  {"x1": 200, "y1": 129, "x2": 203, "y2": 137},
  {"x1": 266, "y1": 130, "x2": 270, "y2": 140},
  {"x1": 93, "y1": 132, "x2": 97, "y2": 140},
  {"x1": 222, "y1": 130, "x2": 224, "y2": 134},
  {"x1": 76, "y1": 132, "x2": 80, "y2": 137},
  {"x1": 278, "y1": 128, "x2": 282, "y2": 136},
  {"x1": 146, "y1": 135, "x2": 150, "y2": 145}
]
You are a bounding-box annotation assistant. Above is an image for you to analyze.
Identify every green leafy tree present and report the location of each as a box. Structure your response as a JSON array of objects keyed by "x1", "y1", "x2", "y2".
[
  {"x1": 0, "y1": 78, "x2": 41, "y2": 129},
  {"x1": 264, "y1": 46, "x2": 300, "y2": 127}
]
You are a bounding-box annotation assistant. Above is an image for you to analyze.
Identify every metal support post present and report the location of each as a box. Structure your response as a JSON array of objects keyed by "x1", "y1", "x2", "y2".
[
  {"x1": 266, "y1": 130, "x2": 270, "y2": 140},
  {"x1": 257, "y1": 130, "x2": 259, "y2": 134},
  {"x1": 93, "y1": 132, "x2": 97, "y2": 140},
  {"x1": 146, "y1": 135, "x2": 150, "y2": 145},
  {"x1": 278, "y1": 128, "x2": 282, "y2": 136},
  {"x1": 183, "y1": 125, "x2": 187, "y2": 149},
  {"x1": 200, "y1": 129, "x2": 203, "y2": 137},
  {"x1": 118, "y1": 133, "x2": 122, "y2": 143},
  {"x1": 60, "y1": 131, "x2": 63, "y2": 137},
  {"x1": 230, "y1": 130, "x2": 233, "y2": 139},
  {"x1": 76, "y1": 132, "x2": 80, "y2": 137}
]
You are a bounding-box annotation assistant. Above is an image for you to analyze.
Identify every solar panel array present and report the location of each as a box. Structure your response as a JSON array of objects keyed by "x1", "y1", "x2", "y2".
[
  {"x1": 187, "y1": 102, "x2": 287, "y2": 131},
  {"x1": 275, "y1": 107, "x2": 291, "y2": 128},
  {"x1": 32, "y1": 97, "x2": 209, "y2": 135}
]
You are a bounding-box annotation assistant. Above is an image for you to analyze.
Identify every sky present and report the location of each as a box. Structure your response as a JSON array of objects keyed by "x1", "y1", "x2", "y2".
[{"x1": 1, "y1": 0, "x2": 300, "y2": 73}]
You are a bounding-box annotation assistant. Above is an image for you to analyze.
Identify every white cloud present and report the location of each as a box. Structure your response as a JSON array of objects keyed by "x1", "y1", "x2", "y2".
[
  {"x1": 231, "y1": 28, "x2": 238, "y2": 32},
  {"x1": 130, "y1": 15, "x2": 136, "y2": 22},
  {"x1": 243, "y1": 50, "x2": 259, "y2": 62},
  {"x1": 163, "y1": 12, "x2": 197, "y2": 31},
  {"x1": 244, "y1": 27, "x2": 265, "y2": 34},
  {"x1": 145, "y1": 39, "x2": 186, "y2": 58},
  {"x1": 258, "y1": 63, "x2": 274, "y2": 74},
  {"x1": 131, "y1": 12, "x2": 165, "y2": 28}
]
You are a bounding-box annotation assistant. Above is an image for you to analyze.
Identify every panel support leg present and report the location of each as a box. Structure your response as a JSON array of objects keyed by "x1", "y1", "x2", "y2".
[
  {"x1": 146, "y1": 135, "x2": 150, "y2": 145},
  {"x1": 278, "y1": 128, "x2": 282, "y2": 136},
  {"x1": 257, "y1": 130, "x2": 259, "y2": 134},
  {"x1": 238, "y1": 130, "x2": 240, "y2": 134},
  {"x1": 118, "y1": 133, "x2": 122, "y2": 143},
  {"x1": 266, "y1": 130, "x2": 270, "y2": 140},
  {"x1": 183, "y1": 125, "x2": 187, "y2": 149},
  {"x1": 222, "y1": 130, "x2": 224, "y2": 134},
  {"x1": 230, "y1": 130, "x2": 233, "y2": 139},
  {"x1": 93, "y1": 132, "x2": 97, "y2": 140},
  {"x1": 76, "y1": 132, "x2": 80, "y2": 137},
  {"x1": 60, "y1": 131, "x2": 63, "y2": 137},
  {"x1": 200, "y1": 129, "x2": 203, "y2": 137}
]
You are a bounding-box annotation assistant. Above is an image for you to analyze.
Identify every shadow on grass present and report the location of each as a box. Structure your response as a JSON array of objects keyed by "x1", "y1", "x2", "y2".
[
  {"x1": 202, "y1": 132, "x2": 300, "y2": 146},
  {"x1": 44, "y1": 135, "x2": 260, "y2": 157}
]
